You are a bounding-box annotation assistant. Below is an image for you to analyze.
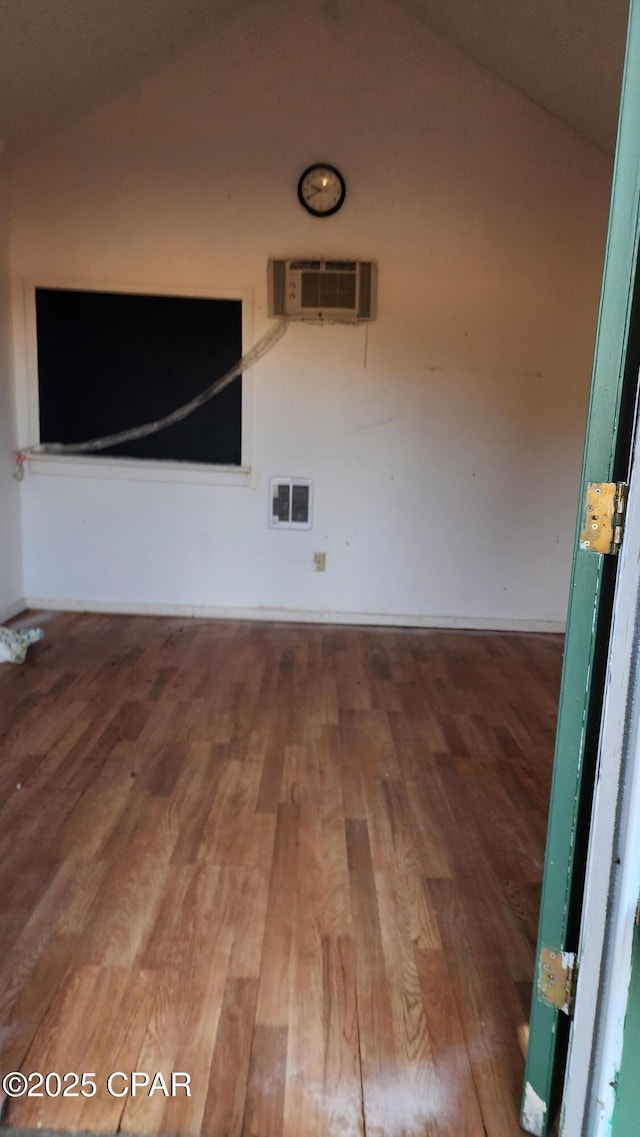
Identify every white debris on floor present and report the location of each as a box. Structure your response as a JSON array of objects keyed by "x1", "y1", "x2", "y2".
[{"x1": 0, "y1": 625, "x2": 44, "y2": 664}]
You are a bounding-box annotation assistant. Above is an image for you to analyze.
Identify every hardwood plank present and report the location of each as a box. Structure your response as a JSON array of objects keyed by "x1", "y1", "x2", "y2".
[
  {"x1": 256, "y1": 710, "x2": 291, "y2": 814},
  {"x1": 282, "y1": 813, "x2": 325, "y2": 1137},
  {"x1": 427, "y1": 876, "x2": 528, "y2": 1137},
  {"x1": 317, "y1": 935, "x2": 364, "y2": 1137},
  {"x1": 242, "y1": 1024, "x2": 288, "y2": 1137},
  {"x1": 373, "y1": 863, "x2": 443, "y2": 1137},
  {"x1": 345, "y1": 818, "x2": 399, "y2": 1137},
  {"x1": 228, "y1": 867, "x2": 271, "y2": 980},
  {"x1": 200, "y1": 977, "x2": 259, "y2": 1137},
  {"x1": 415, "y1": 947, "x2": 486, "y2": 1137},
  {"x1": 255, "y1": 803, "x2": 300, "y2": 1027},
  {"x1": 337, "y1": 711, "x2": 369, "y2": 819}
]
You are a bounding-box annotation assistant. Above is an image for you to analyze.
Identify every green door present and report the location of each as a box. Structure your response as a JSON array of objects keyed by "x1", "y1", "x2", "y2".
[{"x1": 521, "y1": 2, "x2": 640, "y2": 1132}]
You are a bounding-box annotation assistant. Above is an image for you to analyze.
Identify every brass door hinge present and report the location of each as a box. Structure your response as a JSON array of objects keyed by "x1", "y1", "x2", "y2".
[
  {"x1": 580, "y1": 482, "x2": 628, "y2": 555},
  {"x1": 538, "y1": 947, "x2": 578, "y2": 1016}
]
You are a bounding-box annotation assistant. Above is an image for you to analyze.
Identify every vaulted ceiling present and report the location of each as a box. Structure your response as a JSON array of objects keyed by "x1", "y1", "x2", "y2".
[{"x1": 0, "y1": 0, "x2": 630, "y2": 158}]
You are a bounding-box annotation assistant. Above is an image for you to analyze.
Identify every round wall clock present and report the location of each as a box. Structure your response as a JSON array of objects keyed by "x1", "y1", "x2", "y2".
[{"x1": 297, "y1": 164, "x2": 346, "y2": 217}]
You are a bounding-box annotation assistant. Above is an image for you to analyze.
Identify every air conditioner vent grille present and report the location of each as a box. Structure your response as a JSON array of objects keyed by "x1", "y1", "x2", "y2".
[
  {"x1": 267, "y1": 258, "x2": 377, "y2": 322},
  {"x1": 359, "y1": 261, "x2": 372, "y2": 319},
  {"x1": 301, "y1": 271, "x2": 357, "y2": 311}
]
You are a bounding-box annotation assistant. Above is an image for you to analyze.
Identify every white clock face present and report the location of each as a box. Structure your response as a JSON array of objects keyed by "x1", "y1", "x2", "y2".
[{"x1": 298, "y1": 164, "x2": 345, "y2": 216}]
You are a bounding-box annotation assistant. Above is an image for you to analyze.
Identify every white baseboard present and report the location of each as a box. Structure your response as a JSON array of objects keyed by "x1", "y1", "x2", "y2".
[
  {"x1": 23, "y1": 597, "x2": 566, "y2": 634},
  {"x1": 0, "y1": 598, "x2": 27, "y2": 623}
]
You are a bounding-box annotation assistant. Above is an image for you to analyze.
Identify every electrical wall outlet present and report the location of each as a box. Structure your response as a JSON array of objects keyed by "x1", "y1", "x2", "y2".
[{"x1": 313, "y1": 552, "x2": 326, "y2": 572}]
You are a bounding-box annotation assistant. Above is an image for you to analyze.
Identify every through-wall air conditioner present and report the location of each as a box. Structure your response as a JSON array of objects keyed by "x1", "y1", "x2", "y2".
[{"x1": 268, "y1": 258, "x2": 377, "y2": 323}]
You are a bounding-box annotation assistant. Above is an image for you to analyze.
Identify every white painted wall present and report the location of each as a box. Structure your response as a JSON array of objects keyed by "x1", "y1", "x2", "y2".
[
  {"x1": 0, "y1": 163, "x2": 23, "y2": 619},
  {"x1": 8, "y1": 0, "x2": 612, "y2": 628}
]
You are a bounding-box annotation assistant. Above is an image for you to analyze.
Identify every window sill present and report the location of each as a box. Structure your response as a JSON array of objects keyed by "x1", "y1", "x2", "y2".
[{"x1": 26, "y1": 453, "x2": 252, "y2": 487}]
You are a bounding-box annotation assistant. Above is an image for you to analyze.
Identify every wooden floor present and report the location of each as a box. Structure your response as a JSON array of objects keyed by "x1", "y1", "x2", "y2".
[{"x1": 0, "y1": 613, "x2": 562, "y2": 1137}]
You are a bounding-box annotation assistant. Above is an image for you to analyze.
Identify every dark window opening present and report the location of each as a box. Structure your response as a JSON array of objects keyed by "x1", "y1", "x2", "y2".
[{"x1": 35, "y1": 288, "x2": 243, "y2": 465}]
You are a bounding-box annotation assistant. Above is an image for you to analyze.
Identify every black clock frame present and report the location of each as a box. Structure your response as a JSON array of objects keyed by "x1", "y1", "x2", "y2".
[{"x1": 297, "y1": 164, "x2": 346, "y2": 217}]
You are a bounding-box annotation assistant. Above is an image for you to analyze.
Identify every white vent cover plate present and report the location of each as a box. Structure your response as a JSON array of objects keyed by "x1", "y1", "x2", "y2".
[
  {"x1": 268, "y1": 258, "x2": 377, "y2": 323},
  {"x1": 269, "y1": 477, "x2": 313, "y2": 529}
]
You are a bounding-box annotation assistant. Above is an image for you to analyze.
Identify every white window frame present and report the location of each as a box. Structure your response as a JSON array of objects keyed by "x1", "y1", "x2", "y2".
[{"x1": 17, "y1": 277, "x2": 254, "y2": 487}]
